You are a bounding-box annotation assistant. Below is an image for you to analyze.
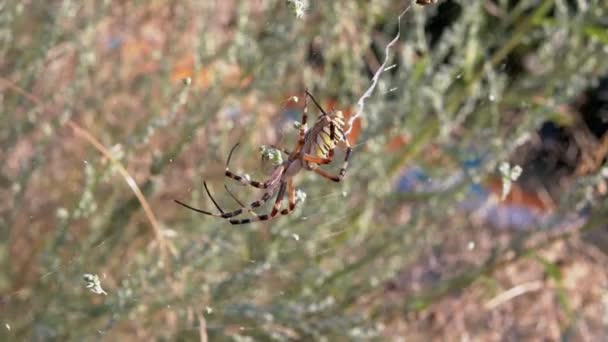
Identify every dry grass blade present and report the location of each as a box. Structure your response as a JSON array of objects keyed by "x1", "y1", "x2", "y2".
[
  {"x1": 485, "y1": 280, "x2": 544, "y2": 310},
  {"x1": 198, "y1": 312, "x2": 208, "y2": 342},
  {"x1": 1, "y1": 76, "x2": 174, "y2": 265},
  {"x1": 67, "y1": 120, "x2": 175, "y2": 263}
]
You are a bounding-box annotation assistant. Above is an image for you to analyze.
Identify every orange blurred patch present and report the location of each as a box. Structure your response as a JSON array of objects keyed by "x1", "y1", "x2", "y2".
[
  {"x1": 171, "y1": 55, "x2": 195, "y2": 82},
  {"x1": 323, "y1": 99, "x2": 339, "y2": 113},
  {"x1": 484, "y1": 177, "x2": 554, "y2": 213},
  {"x1": 221, "y1": 63, "x2": 253, "y2": 89},
  {"x1": 170, "y1": 56, "x2": 251, "y2": 90},
  {"x1": 346, "y1": 116, "x2": 362, "y2": 146},
  {"x1": 170, "y1": 55, "x2": 212, "y2": 90},
  {"x1": 386, "y1": 134, "x2": 410, "y2": 152},
  {"x1": 121, "y1": 39, "x2": 160, "y2": 75}
]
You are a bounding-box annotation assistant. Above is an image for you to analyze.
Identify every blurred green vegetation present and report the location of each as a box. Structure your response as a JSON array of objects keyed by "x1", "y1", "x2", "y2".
[{"x1": 1, "y1": 0, "x2": 608, "y2": 340}]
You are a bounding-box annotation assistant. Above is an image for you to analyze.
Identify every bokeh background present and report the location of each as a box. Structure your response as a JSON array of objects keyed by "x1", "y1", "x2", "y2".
[{"x1": 2, "y1": 0, "x2": 608, "y2": 340}]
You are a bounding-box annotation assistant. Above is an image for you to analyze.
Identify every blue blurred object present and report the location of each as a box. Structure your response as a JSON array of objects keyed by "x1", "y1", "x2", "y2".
[
  {"x1": 282, "y1": 107, "x2": 301, "y2": 121},
  {"x1": 461, "y1": 155, "x2": 484, "y2": 170},
  {"x1": 394, "y1": 158, "x2": 550, "y2": 230},
  {"x1": 485, "y1": 204, "x2": 544, "y2": 229},
  {"x1": 395, "y1": 167, "x2": 430, "y2": 192}
]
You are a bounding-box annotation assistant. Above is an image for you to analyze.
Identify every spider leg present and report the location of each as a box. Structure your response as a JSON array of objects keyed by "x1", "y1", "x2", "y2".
[
  {"x1": 310, "y1": 143, "x2": 352, "y2": 182},
  {"x1": 224, "y1": 142, "x2": 276, "y2": 189},
  {"x1": 304, "y1": 90, "x2": 340, "y2": 142},
  {"x1": 223, "y1": 185, "x2": 262, "y2": 219},
  {"x1": 295, "y1": 91, "x2": 309, "y2": 151},
  {"x1": 226, "y1": 181, "x2": 288, "y2": 224},
  {"x1": 280, "y1": 178, "x2": 297, "y2": 215},
  {"x1": 174, "y1": 182, "x2": 225, "y2": 216},
  {"x1": 302, "y1": 149, "x2": 334, "y2": 165},
  {"x1": 174, "y1": 181, "x2": 278, "y2": 219},
  {"x1": 305, "y1": 90, "x2": 329, "y2": 116},
  {"x1": 267, "y1": 144, "x2": 291, "y2": 155},
  {"x1": 203, "y1": 181, "x2": 225, "y2": 214}
]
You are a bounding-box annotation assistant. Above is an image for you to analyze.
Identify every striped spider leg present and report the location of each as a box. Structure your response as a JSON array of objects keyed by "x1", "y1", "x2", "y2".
[
  {"x1": 224, "y1": 143, "x2": 275, "y2": 189},
  {"x1": 173, "y1": 177, "x2": 283, "y2": 223},
  {"x1": 220, "y1": 178, "x2": 297, "y2": 224}
]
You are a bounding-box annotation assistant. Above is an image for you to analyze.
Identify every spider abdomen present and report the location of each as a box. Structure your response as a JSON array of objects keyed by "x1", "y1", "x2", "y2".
[{"x1": 312, "y1": 115, "x2": 346, "y2": 158}]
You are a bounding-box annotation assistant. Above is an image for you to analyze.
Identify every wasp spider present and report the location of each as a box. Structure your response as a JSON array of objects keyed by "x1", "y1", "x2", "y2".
[{"x1": 174, "y1": 91, "x2": 352, "y2": 224}]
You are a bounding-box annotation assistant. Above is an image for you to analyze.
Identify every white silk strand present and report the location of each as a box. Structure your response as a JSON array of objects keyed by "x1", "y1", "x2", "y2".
[{"x1": 345, "y1": 1, "x2": 413, "y2": 137}]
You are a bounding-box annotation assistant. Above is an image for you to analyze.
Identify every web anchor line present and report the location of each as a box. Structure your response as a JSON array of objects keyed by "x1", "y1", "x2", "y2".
[{"x1": 345, "y1": 1, "x2": 414, "y2": 138}]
